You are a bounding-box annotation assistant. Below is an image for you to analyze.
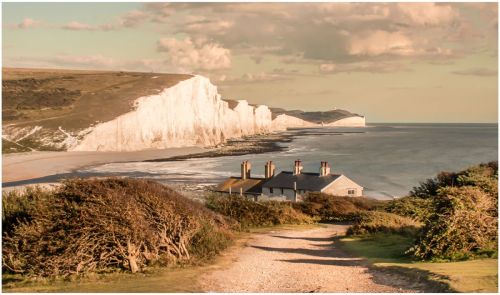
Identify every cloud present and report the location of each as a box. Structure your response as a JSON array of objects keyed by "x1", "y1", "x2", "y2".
[
  {"x1": 157, "y1": 37, "x2": 231, "y2": 71},
  {"x1": 318, "y1": 61, "x2": 410, "y2": 74},
  {"x1": 396, "y1": 3, "x2": 459, "y2": 26},
  {"x1": 6, "y1": 18, "x2": 41, "y2": 29},
  {"x1": 452, "y1": 68, "x2": 498, "y2": 77},
  {"x1": 319, "y1": 63, "x2": 336, "y2": 73},
  {"x1": 182, "y1": 16, "x2": 234, "y2": 35},
  {"x1": 4, "y1": 54, "x2": 169, "y2": 73},
  {"x1": 120, "y1": 10, "x2": 148, "y2": 28},
  {"x1": 220, "y1": 71, "x2": 290, "y2": 84},
  {"x1": 61, "y1": 21, "x2": 117, "y2": 31},
  {"x1": 347, "y1": 30, "x2": 415, "y2": 56}
]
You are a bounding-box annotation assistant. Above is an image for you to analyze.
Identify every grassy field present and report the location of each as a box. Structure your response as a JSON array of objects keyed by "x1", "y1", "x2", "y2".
[
  {"x1": 338, "y1": 233, "x2": 498, "y2": 293},
  {"x1": 2, "y1": 224, "x2": 321, "y2": 292}
]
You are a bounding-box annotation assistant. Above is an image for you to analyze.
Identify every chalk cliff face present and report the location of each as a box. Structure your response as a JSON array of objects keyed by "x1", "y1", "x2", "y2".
[
  {"x1": 271, "y1": 114, "x2": 318, "y2": 130},
  {"x1": 71, "y1": 75, "x2": 367, "y2": 152},
  {"x1": 72, "y1": 76, "x2": 274, "y2": 151},
  {"x1": 325, "y1": 116, "x2": 366, "y2": 127}
]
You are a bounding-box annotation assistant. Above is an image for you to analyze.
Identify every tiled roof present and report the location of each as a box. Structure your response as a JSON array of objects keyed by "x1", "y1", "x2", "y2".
[
  {"x1": 261, "y1": 171, "x2": 341, "y2": 191},
  {"x1": 215, "y1": 177, "x2": 267, "y2": 195}
]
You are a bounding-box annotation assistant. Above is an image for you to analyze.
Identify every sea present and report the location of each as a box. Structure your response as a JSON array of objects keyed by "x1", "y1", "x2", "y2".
[{"x1": 77, "y1": 123, "x2": 498, "y2": 200}]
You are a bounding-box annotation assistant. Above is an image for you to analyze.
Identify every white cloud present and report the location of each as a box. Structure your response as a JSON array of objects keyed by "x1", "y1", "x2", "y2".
[
  {"x1": 4, "y1": 54, "x2": 169, "y2": 73},
  {"x1": 319, "y1": 63, "x2": 336, "y2": 73},
  {"x1": 220, "y1": 72, "x2": 290, "y2": 84},
  {"x1": 61, "y1": 21, "x2": 117, "y2": 31},
  {"x1": 6, "y1": 18, "x2": 41, "y2": 29},
  {"x1": 452, "y1": 68, "x2": 497, "y2": 77},
  {"x1": 120, "y1": 10, "x2": 147, "y2": 28},
  {"x1": 348, "y1": 30, "x2": 415, "y2": 56},
  {"x1": 396, "y1": 3, "x2": 459, "y2": 26},
  {"x1": 157, "y1": 37, "x2": 231, "y2": 71},
  {"x1": 317, "y1": 60, "x2": 410, "y2": 74}
]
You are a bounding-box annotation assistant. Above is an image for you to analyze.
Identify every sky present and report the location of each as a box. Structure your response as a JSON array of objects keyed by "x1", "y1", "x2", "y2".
[{"x1": 3, "y1": 2, "x2": 498, "y2": 123}]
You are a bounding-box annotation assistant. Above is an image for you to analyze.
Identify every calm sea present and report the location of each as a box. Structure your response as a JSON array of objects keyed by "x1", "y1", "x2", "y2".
[{"x1": 79, "y1": 123, "x2": 498, "y2": 199}]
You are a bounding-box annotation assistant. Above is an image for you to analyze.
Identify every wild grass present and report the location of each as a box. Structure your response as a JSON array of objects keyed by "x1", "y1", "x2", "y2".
[{"x1": 338, "y1": 233, "x2": 498, "y2": 293}]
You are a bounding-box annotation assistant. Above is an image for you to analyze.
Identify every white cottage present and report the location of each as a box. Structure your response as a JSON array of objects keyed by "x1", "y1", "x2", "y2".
[
  {"x1": 261, "y1": 160, "x2": 363, "y2": 201},
  {"x1": 216, "y1": 159, "x2": 364, "y2": 202}
]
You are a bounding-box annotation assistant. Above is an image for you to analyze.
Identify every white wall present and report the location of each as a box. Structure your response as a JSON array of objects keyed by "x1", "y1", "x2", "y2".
[
  {"x1": 321, "y1": 175, "x2": 363, "y2": 197},
  {"x1": 262, "y1": 187, "x2": 300, "y2": 201}
]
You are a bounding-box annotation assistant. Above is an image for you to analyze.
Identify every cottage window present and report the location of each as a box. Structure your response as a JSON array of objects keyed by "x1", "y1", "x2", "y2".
[
  {"x1": 270, "y1": 188, "x2": 274, "y2": 194},
  {"x1": 348, "y1": 189, "x2": 356, "y2": 195}
]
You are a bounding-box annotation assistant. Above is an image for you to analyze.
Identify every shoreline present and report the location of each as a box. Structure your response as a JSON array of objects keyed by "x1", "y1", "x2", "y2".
[
  {"x1": 2, "y1": 128, "x2": 366, "y2": 190},
  {"x1": 2, "y1": 147, "x2": 208, "y2": 185}
]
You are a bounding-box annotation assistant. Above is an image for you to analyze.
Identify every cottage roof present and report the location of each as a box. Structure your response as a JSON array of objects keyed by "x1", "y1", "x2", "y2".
[
  {"x1": 215, "y1": 177, "x2": 266, "y2": 195},
  {"x1": 261, "y1": 171, "x2": 342, "y2": 191}
]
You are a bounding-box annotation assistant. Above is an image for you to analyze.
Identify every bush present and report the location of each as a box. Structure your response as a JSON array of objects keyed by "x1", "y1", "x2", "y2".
[
  {"x1": 205, "y1": 194, "x2": 314, "y2": 228},
  {"x1": 2, "y1": 178, "x2": 233, "y2": 277},
  {"x1": 408, "y1": 186, "x2": 498, "y2": 261},
  {"x1": 346, "y1": 211, "x2": 422, "y2": 237},
  {"x1": 410, "y1": 161, "x2": 498, "y2": 200},
  {"x1": 294, "y1": 193, "x2": 386, "y2": 222},
  {"x1": 385, "y1": 196, "x2": 434, "y2": 222},
  {"x1": 2, "y1": 186, "x2": 54, "y2": 236}
]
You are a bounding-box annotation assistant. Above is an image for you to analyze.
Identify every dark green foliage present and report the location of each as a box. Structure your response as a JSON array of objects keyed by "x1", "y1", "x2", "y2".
[
  {"x1": 293, "y1": 193, "x2": 386, "y2": 222},
  {"x1": 2, "y1": 178, "x2": 233, "y2": 277},
  {"x1": 408, "y1": 186, "x2": 497, "y2": 261},
  {"x1": 346, "y1": 211, "x2": 422, "y2": 237},
  {"x1": 205, "y1": 194, "x2": 314, "y2": 228}
]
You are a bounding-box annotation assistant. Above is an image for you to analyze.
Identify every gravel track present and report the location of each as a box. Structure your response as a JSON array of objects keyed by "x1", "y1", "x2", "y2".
[{"x1": 201, "y1": 224, "x2": 422, "y2": 292}]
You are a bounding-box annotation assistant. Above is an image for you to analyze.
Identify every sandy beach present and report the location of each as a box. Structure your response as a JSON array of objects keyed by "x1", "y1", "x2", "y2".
[{"x1": 2, "y1": 147, "x2": 207, "y2": 185}]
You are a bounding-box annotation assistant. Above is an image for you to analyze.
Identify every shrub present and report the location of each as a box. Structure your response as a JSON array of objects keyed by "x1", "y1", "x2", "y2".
[
  {"x1": 2, "y1": 186, "x2": 54, "y2": 236},
  {"x1": 2, "y1": 178, "x2": 233, "y2": 277},
  {"x1": 408, "y1": 186, "x2": 498, "y2": 261},
  {"x1": 205, "y1": 194, "x2": 314, "y2": 228},
  {"x1": 346, "y1": 211, "x2": 422, "y2": 237},
  {"x1": 294, "y1": 193, "x2": 386, "y2": 222},
  {"x1": 410, "y1": 161, "x2": 498, "y2": 200},
  {"x1": 385, "y1": 196, "x2": 434, "y2": 222}
]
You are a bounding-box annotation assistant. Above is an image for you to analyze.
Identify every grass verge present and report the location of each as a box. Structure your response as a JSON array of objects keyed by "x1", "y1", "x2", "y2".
[{"x1": 338, "y1": 233, "x2": 498, "y2": 293}]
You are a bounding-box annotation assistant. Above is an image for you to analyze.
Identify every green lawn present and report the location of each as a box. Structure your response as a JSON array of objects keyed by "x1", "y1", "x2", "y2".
[{"x1": 338, "y1": 233, "x2": 498, "y2": 293}]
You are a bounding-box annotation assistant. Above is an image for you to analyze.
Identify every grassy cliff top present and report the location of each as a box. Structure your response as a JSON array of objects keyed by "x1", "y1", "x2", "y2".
[{"x1": 3, "y1": 68, "x2": 192, "y2": 131}]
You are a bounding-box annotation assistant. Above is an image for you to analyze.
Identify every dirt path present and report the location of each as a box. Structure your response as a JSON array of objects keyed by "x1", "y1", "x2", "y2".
[{"x1": 201, "y1": 224, "x2": 420, "y2": 292}]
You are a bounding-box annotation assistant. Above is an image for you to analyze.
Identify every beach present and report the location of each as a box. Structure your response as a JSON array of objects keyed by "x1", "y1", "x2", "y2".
[{"x1": 2, "y1": 147, "x2": 207, "y2": 185}]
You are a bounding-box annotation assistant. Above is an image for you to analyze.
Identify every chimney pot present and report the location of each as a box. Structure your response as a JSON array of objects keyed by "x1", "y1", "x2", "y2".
[{"x1": 294, "y1": 159, "x2": 303, "y2": 175}]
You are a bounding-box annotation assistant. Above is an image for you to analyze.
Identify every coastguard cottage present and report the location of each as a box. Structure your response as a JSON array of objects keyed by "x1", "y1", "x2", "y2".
[{"x1": 215, "y1": 160, "x2": 363, "y2": 201}]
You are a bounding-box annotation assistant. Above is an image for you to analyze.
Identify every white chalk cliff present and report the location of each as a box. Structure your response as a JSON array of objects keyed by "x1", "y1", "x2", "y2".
[{"x1": 71, "y1": 75, "x2": 365, "y2": 152}]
